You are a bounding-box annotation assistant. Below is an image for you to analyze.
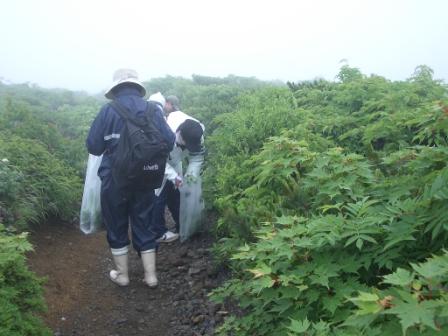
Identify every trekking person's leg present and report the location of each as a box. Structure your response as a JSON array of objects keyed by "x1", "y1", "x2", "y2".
[
  {"x1": 152, "y1": 182, "x2": 169, "y2": 239},
  {"x1": 100, "y1": 175, "x2": 130, "y2": 286},
  {"x1": 129, "y1": 188, "x2": 157, "y2": 253},
  {"x1": 166, "y1": 183, "x2": 180, "y2": 233},
  {"x1": 153, "y1": 181, "x2": 179, "y2": 242},
  {"x1": 129, "y1": 188, "x2": 158, "y2": 287}
]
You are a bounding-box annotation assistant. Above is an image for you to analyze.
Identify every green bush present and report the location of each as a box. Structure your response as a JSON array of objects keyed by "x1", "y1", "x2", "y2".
[
  {"x1": 0, "y1": 225, "x2": 51, "y2": 336},
  {"x1": 209, "y1": 66, "x2": 448, "y2": 335},
  {"x1": 0, "y1": 133, "x2": 82, "y2": 228}
]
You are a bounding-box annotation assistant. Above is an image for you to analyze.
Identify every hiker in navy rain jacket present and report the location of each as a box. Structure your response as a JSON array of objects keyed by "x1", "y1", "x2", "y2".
[
  {"x1": 86, "y1": 69, "x2": 175, "y2": 288},
  {"x1": 87, "y1": 93, "x2": 174, "y2": 178}
]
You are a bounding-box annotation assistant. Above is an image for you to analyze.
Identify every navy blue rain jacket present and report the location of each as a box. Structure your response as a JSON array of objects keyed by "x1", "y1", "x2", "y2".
[{"x1": 86, "y1": 86, "x2": 175, "y2": 179}]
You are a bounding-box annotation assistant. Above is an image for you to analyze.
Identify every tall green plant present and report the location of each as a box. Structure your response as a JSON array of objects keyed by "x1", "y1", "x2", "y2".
[
  {"x1": 209, "y1": 66, "x2": 448, "y2": 335},
  {"x1": 0, "y1": 133, "x2": 82, "y2": 228},
  {"x1": 0, "y1": 225, "x2": 51, "y2": 336}
]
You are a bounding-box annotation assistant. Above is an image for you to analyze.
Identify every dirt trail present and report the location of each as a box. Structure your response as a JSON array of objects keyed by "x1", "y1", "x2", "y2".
[{"x1": 27, "y1": 219, "x2": 226, "y2": 336}]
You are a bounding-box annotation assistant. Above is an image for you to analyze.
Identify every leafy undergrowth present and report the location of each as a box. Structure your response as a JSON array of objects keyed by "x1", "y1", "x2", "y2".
[
  {"x1": 207, "y1": 66, "x2": 448, "y2": 335},
  {"x1": 0, "y1": 225, "x2": 51, "y2": 336}
]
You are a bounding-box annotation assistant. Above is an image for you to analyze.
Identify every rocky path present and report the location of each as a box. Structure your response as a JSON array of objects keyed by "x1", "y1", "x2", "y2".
[{"x1": 27, "y1": 219, "x2": 227, "y2": 336}]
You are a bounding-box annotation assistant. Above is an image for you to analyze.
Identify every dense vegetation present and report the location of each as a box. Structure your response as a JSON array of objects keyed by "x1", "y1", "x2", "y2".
[
  {"x1": 0, "y1": 83, "x2": 99, "y2": 228},
  {"x1": 0, "y1": 83, "x2": 99, "y2": 335},
  {"x1": 1, "y1": 66, "x2": 447, "y2": 334},
  {"x1": 205, "y1": 66, "x2": 448, "y2": 335},
  {"x1": 0, "y1": 225, "x2": 51, "y2": 335},
  {"x1": 0, "y1": 75, "x2": 269, "y2": 334}
]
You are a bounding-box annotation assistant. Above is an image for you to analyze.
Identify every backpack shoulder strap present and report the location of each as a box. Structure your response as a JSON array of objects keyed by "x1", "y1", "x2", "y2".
[
  {"x1": 110, "y1": 101, "x2": 130, "y2": 120},
  {"x1": 145, "y1": 102, "x2": 158, "y2": 126},
  {"x1": 145, "y1": 101, "x2": 160, "y2": 116},
  {"x1": 110, "y1": 100, "x2": 146, "y2": 127},
  {"x1": 143, "y1": 103, "x2": 166, "y2": 140}
]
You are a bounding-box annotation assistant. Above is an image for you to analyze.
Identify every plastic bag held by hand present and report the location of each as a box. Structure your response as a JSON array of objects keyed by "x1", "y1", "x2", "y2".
[
  {"x1": 179, "y1": 176, "x2": 204, "y2": 242},
  {"x1": 80, "y1": 154, "x2": 103, "y2": 234}
]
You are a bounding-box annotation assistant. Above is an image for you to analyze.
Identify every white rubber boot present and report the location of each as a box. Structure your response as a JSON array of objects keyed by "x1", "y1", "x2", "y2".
[
  {"x1": 141, "y1": 249, "x2": 158, "y2": 288},
  {"x1": 109, "y1": 247, "x2": 129, "y2": 286}
]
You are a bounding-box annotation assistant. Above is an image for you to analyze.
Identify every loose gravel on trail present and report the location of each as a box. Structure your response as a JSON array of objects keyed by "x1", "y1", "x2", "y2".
[{"x1": 28, "y1": 218, "x2": 229, "y2": 336}]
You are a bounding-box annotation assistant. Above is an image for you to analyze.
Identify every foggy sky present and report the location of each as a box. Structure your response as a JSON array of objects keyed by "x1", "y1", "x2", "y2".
[{"x1": 0, "y1": 0, "x2": 447, "y2": 94}]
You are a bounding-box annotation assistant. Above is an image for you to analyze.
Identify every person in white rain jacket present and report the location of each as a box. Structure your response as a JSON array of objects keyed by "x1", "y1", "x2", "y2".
[
  {"x1": 148, "y1": 91, "x2": 166, "y2": 113},
  {"x1": 152, "y1": 95, "x2": 205, "y2": 243}
]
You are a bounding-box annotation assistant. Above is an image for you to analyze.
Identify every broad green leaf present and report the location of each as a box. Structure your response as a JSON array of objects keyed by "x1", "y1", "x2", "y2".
[
  {"x1": 383, "y1": 268, "x2": 414, "y2": 286},
  {"x1": 351, "y1": 292, "x2": 380, "y2": 303},
  {"x1": 247, "y1": 263, "x2": 272, "y2": 278},
  {"x1": 288, "y1": 318, "x2": 310, "y2": 333},
  {"x1": 411, "y1": 255, "x2": 448, "y2": 279},
  {"x1": 356, "y1": 238, "x2": 364, "y2": 250},
  {"x1": 349, "y1": 292, "x2": 383, "y2": 315},
  {"x1": 384, "y1": 299, "x2": 439, "y2": 333}
]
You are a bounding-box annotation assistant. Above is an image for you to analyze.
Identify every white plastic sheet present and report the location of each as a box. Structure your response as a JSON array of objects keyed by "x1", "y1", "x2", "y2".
[
  {"x1": 80, "y1": 154, "x2": 103, "y2": 234},
  {"x1": 179, "y1": 176, "x2": 204, "y2": 242}
]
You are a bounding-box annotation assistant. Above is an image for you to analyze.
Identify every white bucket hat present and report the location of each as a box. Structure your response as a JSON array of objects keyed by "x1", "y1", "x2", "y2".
[
  {"x1": 104, "y1": 69, "x2": 146, "y2": 99},
  {"x1": 148, "y1": 92, "x2": 166, "y2": 107}
]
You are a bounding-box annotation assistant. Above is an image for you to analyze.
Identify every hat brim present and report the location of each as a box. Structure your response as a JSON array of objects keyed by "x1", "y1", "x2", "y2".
[{"x1": 105, "y1": 78, "x2": 146, "y2": 99}]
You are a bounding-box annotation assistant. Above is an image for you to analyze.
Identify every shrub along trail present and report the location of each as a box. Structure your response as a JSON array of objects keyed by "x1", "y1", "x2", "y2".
[{"x1": 27, "y1": 218, "x2": 225, "y2": 336}]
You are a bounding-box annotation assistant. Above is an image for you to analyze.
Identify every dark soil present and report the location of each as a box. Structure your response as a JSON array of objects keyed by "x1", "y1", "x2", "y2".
[{"x1": 27, "y1": 216, "x2": 229, "y2": 336}]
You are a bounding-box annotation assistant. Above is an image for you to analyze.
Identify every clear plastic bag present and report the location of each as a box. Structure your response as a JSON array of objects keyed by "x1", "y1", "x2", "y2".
[
  {"x1": 179, "y1": 176, "x2": 204, "y2": 242},
  {"x1": 79, "y1": 154, "x2": 103, "y2": 234}
]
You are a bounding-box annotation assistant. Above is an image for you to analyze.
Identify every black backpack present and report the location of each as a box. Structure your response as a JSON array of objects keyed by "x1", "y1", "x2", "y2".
[{"x1": 110, "y1": 100, "x2": 169, "y2": 191}]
